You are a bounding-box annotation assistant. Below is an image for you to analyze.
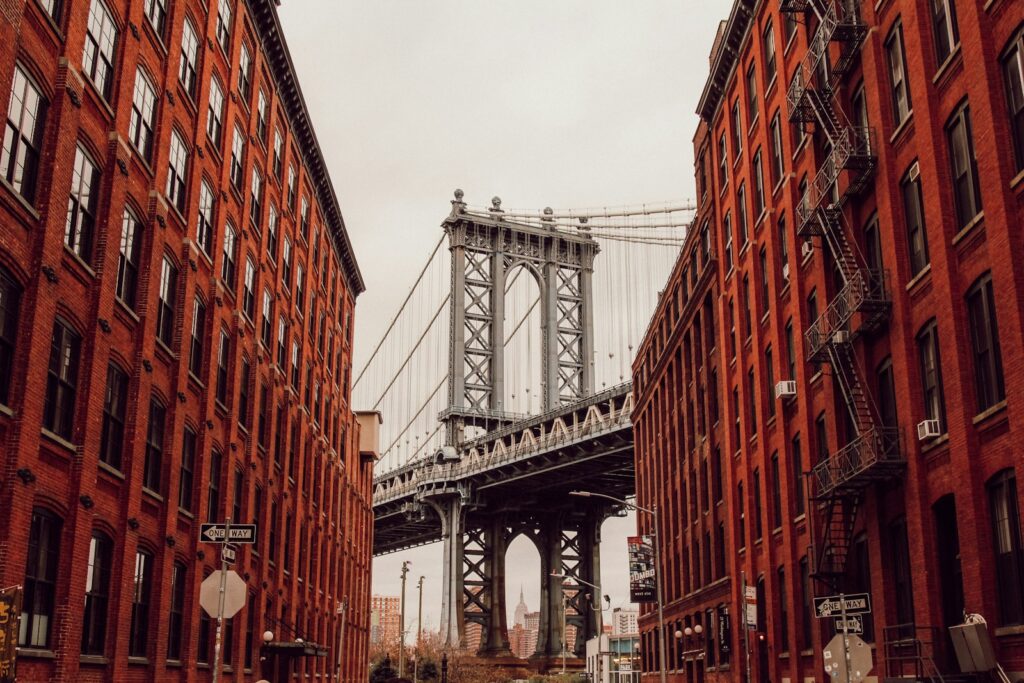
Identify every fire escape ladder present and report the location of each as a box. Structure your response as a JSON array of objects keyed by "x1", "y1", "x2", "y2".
[
  {"x1": 813, "y1": 492, "x2": 860, "y2": 584},
  {"x1": 827, "y1": 342, "x2": 877, "y2": 437}
]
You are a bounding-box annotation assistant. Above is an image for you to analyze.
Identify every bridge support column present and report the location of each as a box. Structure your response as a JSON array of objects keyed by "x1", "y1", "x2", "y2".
[
  {"x1": 428, "y1": 496, "x2": 465, "y2": 648},
  {"x1": 479, "y1": 517, "x2": 512, "y2": 656}
]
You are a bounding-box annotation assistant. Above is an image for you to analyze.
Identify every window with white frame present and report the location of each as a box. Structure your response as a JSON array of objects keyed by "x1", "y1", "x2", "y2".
[
  {"x1": 83, "y1": 0, "x2": 117, "y2": 99},
  {"x1": 886, "y1": 22, "x2": 913, "y2": 126},
  {"x1": 207, "y1": 77, "x2": 225, "y2": 146},
  {"x1": 65, "y1": 146, "x2": 100, "y2": 262},
  {"x1": 166, "y1": 131, "x2": 188, "y2": 213},
  {"x1": 215, "y1": 0, "x2": 232, "y2": 53},
  {"x1": 129, "y1": 67, "x2": 157, "y2": 161},
  {"x1": 221, "y1": 221, "x2": 237, "y2": 287},
  {"x1": 2, "y1": 64, "x2": 48, "y2": 204},
  {"x1": 197, "y1": 180, "x2": 215, "y2": 255},
  {"x1": 230, "y1": 124, "x2": 245, "y2": 190},
  {"x1": 143, "y1": 0, "x2": 167, "y2": 38},
  {"x1": 179, "y1": 19, "x2": 199, "y2": 98},
  {"x1": 238, "y1": 42, "x2": 253, "y2": 101}
]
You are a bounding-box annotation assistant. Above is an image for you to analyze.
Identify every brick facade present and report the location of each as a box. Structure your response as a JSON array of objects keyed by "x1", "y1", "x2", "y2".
[
  {"x1": 634, "y1": 0, "x2": 1024, "y2": 681},
  {"x1": 0, "y1": 0, "x2": 373, "y2": 680}
]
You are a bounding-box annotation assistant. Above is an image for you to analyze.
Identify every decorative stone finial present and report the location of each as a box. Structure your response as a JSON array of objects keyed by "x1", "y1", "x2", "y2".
[
  {"x1": 450, "y1": 188, "x2": 467, "y2": 216},
  {"x1": 490, "y1": 196, "x2": 502, "y2": 211},
  {"x1": 542, "y1": 206, "x2": 554, "y2": 225},
  {"x1": 454, "y1": 188, "x2": 464, "y2": 201}
]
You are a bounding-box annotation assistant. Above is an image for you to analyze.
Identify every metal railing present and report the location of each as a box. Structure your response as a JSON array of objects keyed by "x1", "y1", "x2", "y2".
[
  {"x1": 805, "y1": 270, "x2": 889, "y2": 360},
  {"x1": 795, "y1": 126, "x2": 875, "y2": 233},
  {"x1": 812, "y1": 425, "x2": 902, "y2": 496},
  {"x1": 786, "y1": 2, "x2": 839, "y2": 117}
]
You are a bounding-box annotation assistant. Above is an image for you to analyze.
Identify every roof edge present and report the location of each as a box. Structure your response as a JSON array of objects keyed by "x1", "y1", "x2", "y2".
[{"x1": 696, "y1": 0, "x2": 756, "y2": 122}]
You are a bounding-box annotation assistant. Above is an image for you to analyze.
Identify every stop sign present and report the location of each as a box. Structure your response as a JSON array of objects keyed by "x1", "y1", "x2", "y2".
[
  {"x1": 199, "y1": 570, "x2": 247, "y2": 619},
  {"x1": 823, "y1": 634, "x2": 873, "y2": 683}
]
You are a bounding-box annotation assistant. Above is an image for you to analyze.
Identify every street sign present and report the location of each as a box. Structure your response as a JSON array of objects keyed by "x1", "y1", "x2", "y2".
[
  {"x1": 199, "y1": 570, "x2": 247, "y2": 619},
  {"x1": 744, "y1": 585, "x2": 757, "y2": 628},
  {"x1": 814, "y1": 593, "x2": 871, "y2": 618},
  {"x1": 834, "y1": 615, "x2": 864, "y2": 634},
  {"x1": 222, "y1": 546, "x2": 237, "y2": 564},
  {"x1": 823, "y1": 634, "x2": 872, "y2": 682},
  {"x1": 200, "y1": 523, "x2": 257, "y2": 544}
]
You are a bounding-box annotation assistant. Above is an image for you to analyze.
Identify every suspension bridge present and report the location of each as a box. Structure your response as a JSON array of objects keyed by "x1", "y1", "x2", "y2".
[{"x1": 358, "y1": 190, "x2": 692, "y2": 666}]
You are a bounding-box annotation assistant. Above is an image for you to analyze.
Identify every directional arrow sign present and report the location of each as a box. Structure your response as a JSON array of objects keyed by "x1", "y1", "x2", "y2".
[
  {"x1": 200, "y1": 523, "x2": 257, "y2": 544},
  {"x1": 834, "y1": 615, "x2": 864, "y2": 634},
  {"x1": 199, "y1": 570, "x2": 247, "y2": 619},
  {"x1": 814, "y1": 593, "x2": 871, "y2": 618}
]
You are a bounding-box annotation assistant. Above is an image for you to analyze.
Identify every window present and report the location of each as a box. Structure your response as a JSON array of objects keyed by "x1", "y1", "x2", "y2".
[
  {"x1": 737, "y1": 182, "x2": 748, "y2": 245},
  {"x1": 852, "y1": 83, "x2": 869, "y2": 130},
  {"x1": 99, "y1": 363, "x2": 128, "y2": 469},
  {"x1": 167, "y1": 562, "x2": 186, "y2": 660},
  {"x1": 784, "y1": 13, "x2": 797, "y2": 44},
  {"x1": 215, "y1": 0, "x2": 232, "y2": 52},
  {"x1": 748, "y1": 367, "x2": 758, "y2": 437},
  {"x1": 291, "y1": 340, "x2": 300, "y2": 389},
  {"x1": 765, "y1": 345, "x2": 775, "y2": 419},
  {"x1": 989, "y1": 470, "x2": 1024, "y2": 624},
  {"x1": 724, "y1": 212, "x2": 733, "y2": 272},
  {"x1": 737, "y1": 482, "x2": 746, "y2": 548},
  {"x1": 179, "y1": 19, "x2": 199, "y2": 97},
  {"x1": 44, "y1": 320, "x2": 80, "y2": 439},
  {"x1": 877, "y1": 357, "x2": 898, "y2": 431},
  {"x1": 799, "y1": 557, "x2": 812, "y2": 648},
  {"x1": 230, "y1": 124, "x2": 245, "y2": 190},
  {"x1": 1004, "y1": 32, "x2": 1024, "y2": 174},
  {"x1": 143, "y1": 398, "x2": 165, "y2": 492},
  {"x1": 216, "y1": 330, "x2": 230, "y2": 405},
  {"x1": 38, "y1": 0, "x2": 62, "y2": 23},
  {"x1": 917, "y1": 320, "x2": 947, "y2": 431},
  {"x1": 83, "y1": 0, "x2": 117, "y2": 99},
  {"x1": 287, "y1": 165, "x2": 297, "y2": 210},
  {"x1": 889, "y1": 518, "x2": 915, "y2": 625},
  {"x1": 732, "y1": 100, "x2": 743, "y2": 157},
  {"x1": 901, "y1": 164, "x2": 929, "y2": 276},
  {"x1": 777, "y1": 566, "x2": 788, "y2": 650},
  {"x1": 238, "y1": 357, "x2": 251, "y2": 428},
  {"x1": 864, "y1": 214, "x2": 883, "y2": 280},
  {"x1": 208, "y1": 449, "x2": 223, "y2": 522},
  {"x1": 20, "y1": 508, "x2": 62, "y2": 648},
  {"x1": 166, "y1": 131, "x2": 188, "y2": 213},
  {"x1": 791, "y1": 434, "x2": 804, "y2": 516},
  {"x1": 127, "y1": 68, "x2": 157, "y2": 161},
  {"x1": 746, "y1": 63, "x2": 758, "y2": 123},
  {"x1": 815, "y1": 412, "x2": 828, "y2": 465},
  {"x1": 277, "y1": 316, "x2": 288, "y2": 368},
  {"x1": 233, "y1": 468, "x2": 244, "y2": 522},
  {"x1": 282, "y1": 236, "x2": 293, "y2": 286},
  {"x1": 257, "y1": 91, "x2": 269, "y2": 143},
  {"x1": 249, "y1": 166, "x2": 262, "y2": 229},
  {"x1": 931, "y1": 0, "x2": 959, "y2": 65},
  {"x1": 261, "y1": 288, "x2": 273, "y2": 347},
  {"x1": 2, "y1": 65, "x2": 48, "y2": 203},
  {"x1": 301, "y1": 198, "x2": 310, "y2": 240},
  {"x1": 65, "y1": 146, "x2": 100, "y2": 262},
  {"x1": 273, "y1": 129, "x2": 284, "y2": 178},
  {"x1": 296, "y1": 265, "x2": 305, "y2": 311},
  {"x1": 221, "y1": 220, "x2": 237, "y2": 286},
  {"x1": 267, "y1": 204, "x2": 279, "y2": 261},
  {"x1": 887, "y1": 23, "x2": 913, "y2": 125},
  {"x1": 785, "y1": 318, "x2": 795, "y2": 379},
  {"x1": 81, "y1": 532, "x2": 112, "y2": 655},
  {"x1": 114, "y1": 209, "x2": 142, "y2": 309},
  {"x1": 0, "y1": 268, "x2": 20, "y2": 405},
  {"x1": 128, "y1": 549, "x2": 153, "y2": 657},
  {"x1": 179, "y1": 427, "x2": 196, "y2": 511},
  {"x1": 197, "y1": 180, "x2": 215, "y2": 255},
  {"x1": 197, "y1": 608, "x2": 211, "y2": 664},
  {"x1": 243, "y1": 257, "x2": 256, "y2": 319},
  {"x1": 238, "y1": 42, "x2": 253, "y2": 100},
  {"x1": 742, "y1": 274, "x2": 752, "y2": 338},
  {"x1": 258, "y1": 383, "x2": 270, "y2": 449},
  {"x1": 966, "y1": 274, "x2": 1005, "y2": 411},
  {"x1": 769, "y1": 113, "x2": 784, "y2": 187},
  {"x1": 946, "y1": 103, "x2": 983, "y2": 228},
  {"x1": 156, "y1": 256, "x2": 178, "y2": 347},
  {"x1": 207, "y1": 77, "x2": 225, "y2": 145},
  {"x1": 718, "y1": 133, "x2": 728, "y2": 186},
  {"x1": 143, "y1": 0, "x2": 166, "y2": 37},
  {"x1": 753, "y1": 150, "x2": 765, "y2": 216}
]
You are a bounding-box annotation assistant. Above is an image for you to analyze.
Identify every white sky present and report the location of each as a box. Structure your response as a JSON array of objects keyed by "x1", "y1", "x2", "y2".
[{"x1": 277, "y1": 0, "x2": 733, "y2": 631}]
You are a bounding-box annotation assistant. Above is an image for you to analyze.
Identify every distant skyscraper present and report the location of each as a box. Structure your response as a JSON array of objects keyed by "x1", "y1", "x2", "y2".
[
  {"x1": 370, "y1": 595, "x2": 401, "y2": 646},
  {"x1": 514, "y1": 587, "x2": 529, "y2": 628},
  {"x1": 610, "y1": 607, "x2": 639, "y2": 636}
]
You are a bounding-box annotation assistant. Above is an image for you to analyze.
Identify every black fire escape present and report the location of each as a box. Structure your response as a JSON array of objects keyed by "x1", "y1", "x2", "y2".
[{"x1": 780, "y1": 0, "x2": 905, "y2": 589}]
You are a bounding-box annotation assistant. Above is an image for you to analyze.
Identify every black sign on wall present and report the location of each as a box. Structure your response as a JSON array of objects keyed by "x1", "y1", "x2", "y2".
[
  {"x1": 0, "y1": 585, "x2": 23, "y2": 683},
  {"x1": 628, "y1": 536, "x2": 656, "y2": 603}
]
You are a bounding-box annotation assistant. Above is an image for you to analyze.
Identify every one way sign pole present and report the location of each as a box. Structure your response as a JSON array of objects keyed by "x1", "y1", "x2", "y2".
[{"x1": 212, "y1": 517, "x2": 231, "y2": 683}]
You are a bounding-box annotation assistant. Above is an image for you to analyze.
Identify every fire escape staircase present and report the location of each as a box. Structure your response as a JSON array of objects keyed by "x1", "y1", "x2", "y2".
[{"x1": 784, "y1": 0, "x2": 906, "y2": 586}]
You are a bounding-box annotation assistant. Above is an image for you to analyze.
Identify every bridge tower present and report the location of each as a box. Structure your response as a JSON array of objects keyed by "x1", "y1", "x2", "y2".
[{"x1": 427, "y1": 191, "x2": 607, "y2": 663}]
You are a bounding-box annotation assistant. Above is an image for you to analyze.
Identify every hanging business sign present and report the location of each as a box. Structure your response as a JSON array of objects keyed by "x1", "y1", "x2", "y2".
[
  {"x1": 627, "y1": 536, "x2": 656, "y2": 603},
  {"x1": 0, "y1": 585, "x2": 23, "y2": 683}
]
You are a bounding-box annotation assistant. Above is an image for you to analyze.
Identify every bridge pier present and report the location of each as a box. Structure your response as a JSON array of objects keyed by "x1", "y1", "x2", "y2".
[{"x1": 424, "y1": 495, "x2": 465, "y2": 648}]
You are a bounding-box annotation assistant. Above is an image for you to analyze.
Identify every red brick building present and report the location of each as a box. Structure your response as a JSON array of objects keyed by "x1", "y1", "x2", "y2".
[
  {"x1": 634, "y1": 0, "x2": 1024, "y2": 681},
  {"x1": 0, "y1": 0, "x2": 374, "y2": 680}
]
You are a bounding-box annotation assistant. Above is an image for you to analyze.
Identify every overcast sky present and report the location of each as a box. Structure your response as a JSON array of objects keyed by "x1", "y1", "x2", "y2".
[{"x1": 277, "y1": 0, "x2": 733, "y2": 631}]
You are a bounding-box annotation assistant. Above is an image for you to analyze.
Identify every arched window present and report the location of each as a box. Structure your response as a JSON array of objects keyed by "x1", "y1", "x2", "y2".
[
  {"x1": 128, "y1": 547, "x2": 154, "y2": 657},
  {"x1": 988, "y1": 469, "x2": 1024, "y2": 625},
  {"x1": 20, "y1": 507, "x2": 63, "y2": 648},
  {"x1": 82, "y1": 531, "x2": 113, "y2": 654},
  {"x1": 0, "y1": 266, "x2": 22, "y2": 405}
]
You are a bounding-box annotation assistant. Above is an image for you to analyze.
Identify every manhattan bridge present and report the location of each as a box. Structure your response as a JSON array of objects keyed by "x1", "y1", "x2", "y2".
[{"x1": 358, "y1": 190, "x2": 693, "y2": 666}]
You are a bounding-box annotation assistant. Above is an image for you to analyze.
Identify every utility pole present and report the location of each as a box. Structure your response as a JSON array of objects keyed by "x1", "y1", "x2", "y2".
[
  {"x1": 399, "y1": 561, "x2": 410, "y2": 678},
  {"x1": 415, "y1": 576, "x2": 424, "y2": 683},
  {"x1": 212, "y1": 517, "x2": 232, "y2": 683}
]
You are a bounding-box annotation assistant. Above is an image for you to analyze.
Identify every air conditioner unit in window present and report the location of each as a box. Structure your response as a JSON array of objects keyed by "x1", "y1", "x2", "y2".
[
  {"x1": 782, "y1": 262, "x2": 790, "y2": 280},
  {"x1": 917, "y1": 419, "x2": 941, "y2": 441},
  {"x1": 832, "y1": 330, "x2": 850, "y2": 344},
  {"x1": 775, "y1": 380, "x2": 797, "y2": 399},
  {"x1": 802, "y1": 241, "x2": 814, "y2": 258},
  {"x1": 908, "y1": 161, "x2": 920, "y2": 182}
]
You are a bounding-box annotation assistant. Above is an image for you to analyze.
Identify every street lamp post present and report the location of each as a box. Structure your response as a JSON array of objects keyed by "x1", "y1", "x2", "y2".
[
  {"x1": 551, "y1": 572, "x2": 609, "y2": 682},
  {"x1": 399, "y1": 561, "x2": 410, "y2": 678},
  {"x1": 415, "y1": 576, "x2": 424, "y2": 683},
  {"x1": 570, "y1": 491, "x2": 668, "y2": 683}
]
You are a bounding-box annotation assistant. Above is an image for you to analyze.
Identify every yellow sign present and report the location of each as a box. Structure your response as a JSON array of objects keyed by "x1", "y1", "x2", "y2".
[{"x1": 0, "y1": 585, "x2": 22, "y2": 683}]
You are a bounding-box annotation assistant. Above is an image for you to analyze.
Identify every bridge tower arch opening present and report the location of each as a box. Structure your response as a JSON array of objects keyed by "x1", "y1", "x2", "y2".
[{"x1": 502, "y1": 262, "x2": 544, "y2": 416}]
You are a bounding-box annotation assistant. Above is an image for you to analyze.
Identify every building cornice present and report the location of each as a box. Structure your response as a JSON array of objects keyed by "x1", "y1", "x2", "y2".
[
  {"x1": 245, "y1": 0, "x2": 366, "y2": 296},
  {"x1": 696, "y1": 0, "x2": 756, "y2": 122}
]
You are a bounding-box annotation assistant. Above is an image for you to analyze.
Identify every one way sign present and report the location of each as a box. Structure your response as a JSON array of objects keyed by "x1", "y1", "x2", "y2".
[
  {"x1": 814, "y1": 593, "x2": 871, "y2": 618},
  {"x1": 200, "y1": 523, "x2": 257, "y2": 544}
]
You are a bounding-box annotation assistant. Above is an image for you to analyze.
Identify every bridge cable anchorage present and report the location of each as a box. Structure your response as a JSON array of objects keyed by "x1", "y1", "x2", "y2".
[{"x1": 353, "y1": 232, "x2": 446, "y2": 390}]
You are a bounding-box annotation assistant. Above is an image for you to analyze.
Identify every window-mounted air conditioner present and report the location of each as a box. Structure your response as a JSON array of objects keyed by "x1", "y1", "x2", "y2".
[
  {"x1": 917, "y1": 419, "x2": 941, "y2": 441},
  {"x1": 802, "y1": 241, "x2": 814, "y2": 258},
  {"x1": 908, "y1": 161, "x2": 920, "y2": 182},
  {"x1": 782, "y1": 263, "x2": 791, "y2": 281},
  {"x1": 832, "y1": 331, "x2": 850, "y2": 344},
  {"x1": 775, "y1": 380, "x2": 797, "y2": 399}
]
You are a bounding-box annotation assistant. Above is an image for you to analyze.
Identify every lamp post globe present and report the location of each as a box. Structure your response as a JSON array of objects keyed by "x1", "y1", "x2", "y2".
[
  {"x1": 694, "y1": 624, "x2": 703, "y2": 635},
  {"x1": 684, "y1": 627, "x2": 693, "y2": 637},
  {"x1": 262, "y1": 631, "x2": 274, "y2": 643}
]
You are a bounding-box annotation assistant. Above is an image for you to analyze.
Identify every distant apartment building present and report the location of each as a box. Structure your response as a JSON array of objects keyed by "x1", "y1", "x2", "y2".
[
  {"x1": 370, "y1": 595, "x2": 401, "y2": 646},
  {"x1": 611, "y1": 607, "x2": 639, "y2": 637}
]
